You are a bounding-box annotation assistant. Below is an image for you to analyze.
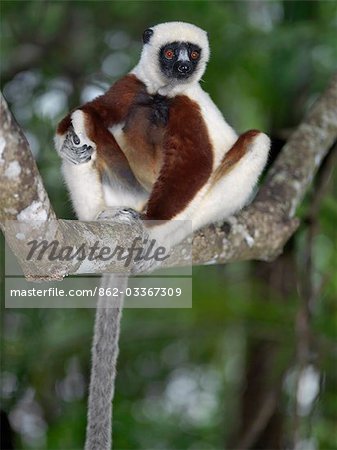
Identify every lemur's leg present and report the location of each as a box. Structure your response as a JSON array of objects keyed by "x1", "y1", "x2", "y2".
[
  {"x1": 190, "y1": 130, "x2": 270, "y2": 232},
  {"x1": 136, "y1": 131, "x2": 269, "y2": 251},
  {"x1": 61, "y1": 160, "x2": 104, "y2": 221},
  {"x1": 102, "y1": 130, "x2": 269, "y2": 260}
]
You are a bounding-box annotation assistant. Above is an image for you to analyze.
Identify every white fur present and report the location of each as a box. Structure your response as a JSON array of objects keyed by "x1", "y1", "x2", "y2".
[
  {"x1": 62, "y1": 160, "x2": 105, "y2": 220},
  {"x1": 102, "y1": 172, "x2": 148, "y2": 212},
  {"x1": 54, "y1": 110, "x2": 97, "y2": 159},
  {"x1": 108, "y1": 124, "x2": 126, "y2": 158},
  {"x1": 132, "y1": 22, "x2": 209, "y2": 97},
  {"x1": 178, "y1": 48, "x2": 189, "y2": 61},
  {"x1": 71, "y1": 110, "x2": 97, "y2": 160},
  {"x1": 71, "y1": 110, "x2": 96, "y2": 149},
  {"x1": 191, "y1": 133, "x2": 270, "y2": 231},
  {"x1": 184, "y1": 84, "x2": 238, "y2": 166}
]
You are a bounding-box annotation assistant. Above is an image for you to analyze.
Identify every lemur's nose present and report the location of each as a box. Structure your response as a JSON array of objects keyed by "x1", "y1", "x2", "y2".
[{"x1": 178, "y1": 63, "x2": 192, "y2": 74}]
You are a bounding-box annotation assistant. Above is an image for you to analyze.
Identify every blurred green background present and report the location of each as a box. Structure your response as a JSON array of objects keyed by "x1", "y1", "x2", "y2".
[{"x1": 1, "y1": 1, "x2": 337, "y2": 449}]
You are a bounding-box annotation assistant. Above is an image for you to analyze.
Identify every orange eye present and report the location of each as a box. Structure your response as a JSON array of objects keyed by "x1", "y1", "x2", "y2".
[
  {"x1": 190, "y1": 51, "x2": 200, "y2": 60},
  {"x1": 164, "y1": 49, "x2": 174, "y2": 59}
]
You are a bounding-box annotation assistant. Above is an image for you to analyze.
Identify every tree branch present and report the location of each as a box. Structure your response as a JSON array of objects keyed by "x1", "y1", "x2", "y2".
[
  {"x1": 1, "y1": 73, "x2": 336, "y2": 278},
  {"x1": 0, "y1": 92, "x2": 55, "y2": 222}
]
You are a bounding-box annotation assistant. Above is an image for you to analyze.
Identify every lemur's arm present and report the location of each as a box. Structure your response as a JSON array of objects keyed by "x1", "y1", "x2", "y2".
[
  {"x1": 55, "y1": 74, "x2": 144, "y2": 165},
  {"x1": 55, "y1": 75, "x2": 147, "y2": 220}
]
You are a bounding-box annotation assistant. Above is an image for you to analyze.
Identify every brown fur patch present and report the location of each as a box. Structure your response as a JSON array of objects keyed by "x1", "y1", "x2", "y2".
[
  {"x1": 57, "y1": 75, "x2": 144, "y2": 135},
  {"x1": 122, "y1": 97, "x2": 167, "y2": 190},
  {"x1": 145, "y1": 95, "x2": 213, "y2": 221},
  {"x1": 211, "y1": 130, "x2": 260, "y2": 185},
  {"x1": 83, "y1": 108, "x2": 131, "y2": 177},
  {"x1": 56, "y1": 113, "x2": 71, "y2": 135},
  {"x1": 81, "y1": 74, "x2": 146, "y2": 126}
]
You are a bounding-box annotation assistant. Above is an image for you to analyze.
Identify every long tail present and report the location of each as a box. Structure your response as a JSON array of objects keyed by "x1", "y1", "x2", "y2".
[{"x1": 85, "y1": 274, "x2": 128, "y2": 450}]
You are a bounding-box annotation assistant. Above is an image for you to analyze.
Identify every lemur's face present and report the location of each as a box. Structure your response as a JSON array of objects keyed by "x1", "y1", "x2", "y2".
[
  {"x1": 159, "y1": 41, "x2": 202, "y2": 81},
  {"x1": 141, "y1": 24, "x2": 209, "y2": 89}
]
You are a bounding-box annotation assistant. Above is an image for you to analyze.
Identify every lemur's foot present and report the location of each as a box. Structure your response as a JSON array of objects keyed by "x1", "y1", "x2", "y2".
[
  {"x1": 96, "y1": 207, "x2": 159, "y2": 274},
  {"x1": 96, "y1": 207, "x2": 141, "y2": 223},
  {"x1": 59, "y1": 125, "x2": 94, "y2": 165}
]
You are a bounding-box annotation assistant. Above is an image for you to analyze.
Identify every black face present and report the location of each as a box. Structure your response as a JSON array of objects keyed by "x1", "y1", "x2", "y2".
[{"x1": 159, "y1": 41, "x2": 202, "y2": 80}]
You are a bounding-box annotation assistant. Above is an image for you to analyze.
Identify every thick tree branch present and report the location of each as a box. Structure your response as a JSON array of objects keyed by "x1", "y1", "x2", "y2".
[
  {"x1": 0, "y1": 93, "x2": 55, "y2": 222},
  {"x1": 1, "y1": 73, "x2": 336, "y2": 278}
]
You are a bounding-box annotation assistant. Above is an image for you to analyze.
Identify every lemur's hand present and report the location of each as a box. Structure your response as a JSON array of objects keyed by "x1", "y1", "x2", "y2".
[{"x1": 59, "y1": 125, "x2": 94, "y2": 165}]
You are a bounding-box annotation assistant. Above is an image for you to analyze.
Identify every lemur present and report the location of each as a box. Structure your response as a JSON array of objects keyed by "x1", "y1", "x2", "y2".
[
  {"x1": 55, "y1": 21, "x2": 270, "y2": 252},
  {"x1": 54, "y1": 22, "x2": 271, "y2": 449}
]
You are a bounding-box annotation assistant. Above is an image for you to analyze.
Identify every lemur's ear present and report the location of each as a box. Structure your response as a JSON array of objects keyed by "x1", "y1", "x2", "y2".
[{"x1": 143, "y1": 28, "x2": 154, "y2": 44}]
